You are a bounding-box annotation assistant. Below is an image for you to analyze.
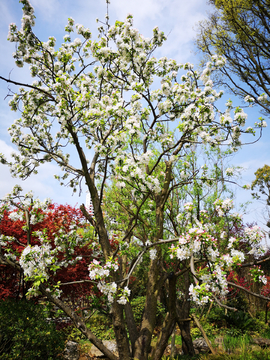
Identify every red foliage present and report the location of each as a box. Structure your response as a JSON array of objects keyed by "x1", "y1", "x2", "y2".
[
  {"x1": 226, "y1": 270, "x2": 250, "y2": 298},
  {"x1": 261, "y1": 276, "x2": 270, "y2": 298},
  {"x1": 0, "y1": 265, "x2": 22, "y2": 300},
  {"x1": 0, "y1": 203, "x2": 97, "y2": 306}
]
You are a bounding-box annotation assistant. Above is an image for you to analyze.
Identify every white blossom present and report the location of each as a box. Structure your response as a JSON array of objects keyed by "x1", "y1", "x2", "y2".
[{"x1": 149, "y1": 248, "x2": 157, "y2": 260}]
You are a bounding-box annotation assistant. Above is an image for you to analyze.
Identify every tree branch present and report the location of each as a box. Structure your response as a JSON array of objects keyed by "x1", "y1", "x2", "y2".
[
  {"x1": 228, "y1": 281, "x2": 270, "y2": 301},
  {"x1": 0, "y1": 75, "x2": 55, "y2": 100}
]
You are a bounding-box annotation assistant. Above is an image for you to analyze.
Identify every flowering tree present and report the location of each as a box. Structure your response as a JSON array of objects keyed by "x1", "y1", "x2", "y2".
[{"x1": 0, "y1": 0, "x2": 269, "y2": 359}]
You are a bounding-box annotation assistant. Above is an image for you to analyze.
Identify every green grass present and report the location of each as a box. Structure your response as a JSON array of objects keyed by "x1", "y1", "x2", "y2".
[
  {"x1": 200, "y1": 348, "x2": 270, "y2": 359},
  {"x1": 223, "y1": 333, "x2": 250, "y2": 353}
]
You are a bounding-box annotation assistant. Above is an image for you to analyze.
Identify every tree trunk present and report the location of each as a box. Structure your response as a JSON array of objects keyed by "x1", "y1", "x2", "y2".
[
  {"x1": 176, "y1": 270, "x2": 195, "y2": 356},
  {"x1": 151, "y1": 274, "x2": 177, "y2": 360},
  {"x1": 133, "y1": 258, "x2": 160, "y2": 360},
  {"x1": 170, "y1": 326, "x2": 176, "y2": 359},
  {"x1": 133, "y1": 197, "x2": 166, "y2": 359},
  {"x1": 177, "y1": 317, "x2": 194, "y2": 356},
  {"x1": 111, "y1": 301, "x2": 131, "y2": 359},
  {"x1": 125, "y1": 301, "x2": 139, "y2": 353}
]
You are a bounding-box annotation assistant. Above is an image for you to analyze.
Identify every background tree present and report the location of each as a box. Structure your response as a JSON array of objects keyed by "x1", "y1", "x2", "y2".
[
  {"x1": 252, "y1": 165, "x2": 270, "y2": 206},
  {"x1": 251, "y1": 164, "x2": 270, "y2": 230},
  {"x1": 196, "y1": 0, "x2": 270, "y2": 115}
]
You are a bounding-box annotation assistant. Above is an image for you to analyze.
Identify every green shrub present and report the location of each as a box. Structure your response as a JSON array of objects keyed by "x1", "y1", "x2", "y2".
[
  {"x1": 0, "y1": 299, "x2": 65, "y2": 359},
  {"x1": 205, "y1": 306, "x2": 227, "y2": 328},
  {"x1": 262, "y1": 326, "x2": 270, "y2": 339},
  {"x1": 88, "y1": 313, "x2": 114, "y2": 340},
  {"x1": 131, "y1": 296, "x2": 165, "y2": 325},
  {"x1": 224, "y1": 311, "x2": 267, "y2": 333},
  {"x1": 206, "y1": 306, "x2": 266, "y2": 334},
  {"x1": 65, "y1": 313, "x2": 115, "y2": 342}
]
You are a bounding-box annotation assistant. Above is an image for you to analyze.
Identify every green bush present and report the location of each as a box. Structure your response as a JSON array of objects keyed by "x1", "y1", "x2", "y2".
[
  {"x1": 0, "y1": 299, "x2": 65, "y2": 359},
  {"x1": 205, "y1": 306, "x2": 266, "y2": 334},
  {"x1": 131, "y1": 296, "x2": 165, "y2": 325},
  {"x1": 65, "y1": 313, "x2": 115, "y2": 342},
  {"x1": 88, "y1": 313, "x2": 114, "y2": 340},
  {"x1": 223, "y1": 311, "x2": 267, "y2": 333}
]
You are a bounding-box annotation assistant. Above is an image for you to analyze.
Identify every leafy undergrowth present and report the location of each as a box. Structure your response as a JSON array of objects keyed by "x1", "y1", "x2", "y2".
[
  {"x1": 64, "y1": 313, "x2": 115, "y2": 343},
  {"x1": 0, "y1": 299, "x2": 65, "y2": 360},
  {"x1": 65, "y1": 303, "x2": 270, "y2": 360},
  {"x1": 199, "y1": 348, "x2": 270, "y2": 360}
]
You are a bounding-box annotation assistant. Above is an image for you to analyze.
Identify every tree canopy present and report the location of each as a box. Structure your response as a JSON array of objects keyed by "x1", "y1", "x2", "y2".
[
  {"x1": 196, "y1": 0, "x2": 270, "y2": 115},
  {"x1": 251, "y1": 164, "x2": 270, "y2": 229},
  {"x1": 252, "y1": 165, "x2": 270, "y2": 204}
]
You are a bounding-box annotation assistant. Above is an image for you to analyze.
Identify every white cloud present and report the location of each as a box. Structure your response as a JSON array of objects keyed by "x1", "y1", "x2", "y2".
[
  {"x1": 111, "y1": 0, "x2": 164, "y2": 24},
  {"x1": 0, "y1": 140, "x2": 85, "y2": 206}
]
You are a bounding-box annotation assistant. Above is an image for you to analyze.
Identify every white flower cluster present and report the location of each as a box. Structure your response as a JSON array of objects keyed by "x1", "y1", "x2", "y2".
[
  {"x1": 225, "y1": 168, "x2": 234, "y2": 176},
  {"x1": 228, "y1": 237, "x2": 237, "y2": 249},
  {"x1": 259, "y1": 275, "x2": 267, "y2": 285},
  {"x1": 170, "y1": 226, "x2": 218, "y2": 263},
  {"x1": 200, "y1": 55, "x2": 226, "y2": 84},
  {"x1": 189, "y1": 284, "x2": 210, "y2": 305},
  {"x1": 117, "y1": 286, "x2": 131, "y2": 305},
  {"x1": 169, "y1": 198, "x2": 269, "y2": 306},
  {"x1": 88, "y1": 259, "x2": 119, "y2": 280},
  {"x1": 19, "y1": 244, "x2": 52, "y2": 279},
  {"x1": 149, "y1": 248, "x2": 157, "y2": 260},
  {"x1": 96, "y1": 278, "x2": 130, "y2": 305},
  {"x1": 189, "y1": 264, "x2": 229, "y2": 306},
  {"x1": 248, "y1": 244, "x2": 267, "y2": 259},
  {"x1": 115, "y1": 152, "x2": 162, "y2": 195},
  {"x1": 244, "y1": 95, "x2": 255, "y2": 104},
  {"x1": 88, "y1": 258, "x2": 131, "y2": 305},
  {"x1": 257, "y1": 93, "x2": 268, "y2": 102},
  {"x1": 230, "y1": 249, "x2": 245, "y2": 264},
  {"x1": 9, "y1": 211, "x2": 24, "y2": 222},
  {"x1": 183, "y1": 202, "x2": 194, "y2": 212},
  {"x1": 214, "y1": 198, "x2": 233, "y2": 216},
  {"x1": 242, "y1": 226, "x2": 266, "y2": 258},
  {"x1": 244, "y1": 225, "x2": 263, "y2": 245},
  {"x1": 0, "y1": 234, "x2": 16, "y2": 246},
  {"x1": 97, "y1": 281, "x2": 117, "y2": 303},
  {"x1": 2, "y1": 186, "x2": 52, "y2": 226},
  {"x1": 5, "y1": 253, "x2": 17, "y2": 261}
]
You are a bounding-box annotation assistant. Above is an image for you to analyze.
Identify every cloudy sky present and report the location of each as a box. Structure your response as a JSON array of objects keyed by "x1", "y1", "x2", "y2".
[{"x1": 0, "y1": 0, "x2": 269, "y2": 230}]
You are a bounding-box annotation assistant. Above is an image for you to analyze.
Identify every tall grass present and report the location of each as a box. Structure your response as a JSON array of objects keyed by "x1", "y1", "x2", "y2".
[
  {"x1": 200, "y1": 348, "x2": 270, "y2": 359},
  {"x1": 223, "y1": 333, "x2": 250, "y2": 354}
]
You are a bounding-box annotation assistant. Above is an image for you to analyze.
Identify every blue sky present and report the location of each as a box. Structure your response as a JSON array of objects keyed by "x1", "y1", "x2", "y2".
[{"x1": 0, "y1": 0, "x2": 269, "y2": 231}]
